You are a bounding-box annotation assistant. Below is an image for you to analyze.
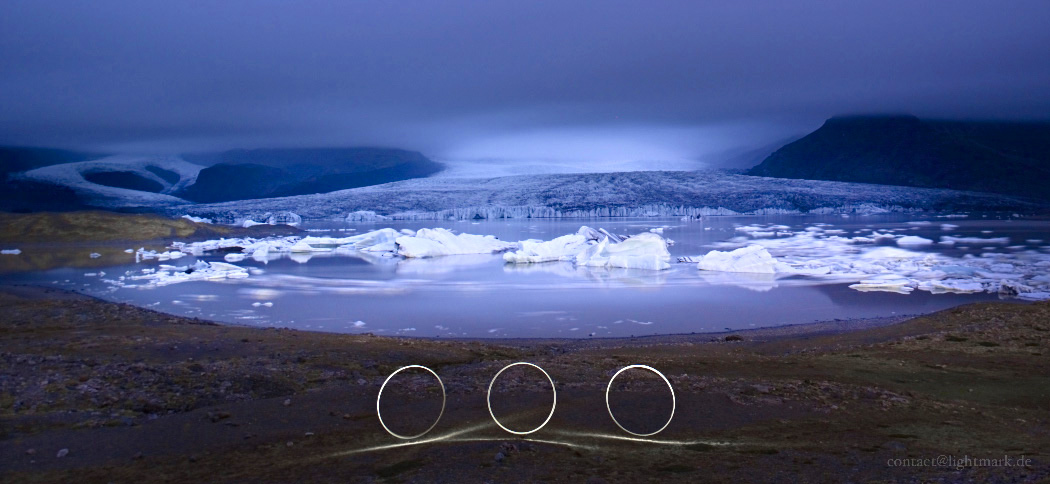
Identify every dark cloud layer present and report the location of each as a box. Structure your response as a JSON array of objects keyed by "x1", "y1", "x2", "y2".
[{"x1": 1, "y1": 0, "x2": 1048, "y2": 163}]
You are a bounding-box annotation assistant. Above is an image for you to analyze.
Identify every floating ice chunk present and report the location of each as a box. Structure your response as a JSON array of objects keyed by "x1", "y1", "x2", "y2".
[
  {"x1": 858, "y1": 247, "x2": 925, "y2": 261},
  {"x1": 181, "y1": 214, "x2": 213, "y2": 224},
  {"x1": 89, "y1": 252, "x2": 102, "y2": 258},
  {"x1": 896, "y1": 235, "x2": 934, "y2": 246},
  {"x1": 576, "y1": 232, "x2": 671, "y2": 270},
  {"x1": 849, "y1": 276, "x2": 915, "y2": 294},
  {"x1": 242, "y1": 219, "x2": 266, "y2": 228},
  {"x1": 941, "y1": 224, "x2": 959, "y2": 230},
  {"x1": 339, "y1": 228, "x2": 402, "y2": 252},
  {"x1": 113, "y1": 260, "x2": 249, "y2": 287},
  {"x1": 1, "y1": 249, "x2": 20, "y2": 255},
  {"x1": 504, "y1": 226, "x2": 598, "y2": 264},
  {"x1": 918, "y1": 280, "x2": 985, "y2": 294},
  {"x1": 289, "y1": 240, "x2": 331, "y2": 253},
  {"x1": 351, "y1": 321, "x2": 366, "y2": 328},
  {"x1": 396, "y1": 228, "x2": 518, "y2": 258},
  {"x1": 224, "y1": 253, "x2": 246, "y2": 262},
  {"x1": 942, "y1": 236, "x2": 1009, "y2": 244},
  {"x1": 906, "y1": 221, "x2": 932, "y2": 226},
  {"x1": 697, "y1": 245, "x2": 777, "y2": 274}
]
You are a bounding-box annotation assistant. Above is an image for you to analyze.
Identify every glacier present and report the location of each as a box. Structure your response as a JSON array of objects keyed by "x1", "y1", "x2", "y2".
[{"x1": 172, "y1": 170, "x2": 1044, "y2": 223}]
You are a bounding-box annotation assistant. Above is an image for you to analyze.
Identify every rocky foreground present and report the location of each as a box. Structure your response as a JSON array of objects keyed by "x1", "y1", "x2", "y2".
[{"x1": 0, "y1": 285, "x2": 1048, "y2": 483}]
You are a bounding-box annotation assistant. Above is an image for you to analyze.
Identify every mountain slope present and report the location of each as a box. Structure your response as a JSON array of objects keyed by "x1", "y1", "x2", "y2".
[
  {"x1": 747, "y1": 116, "x2": 1050, "y2": 200},
  {"x1": 177, "y1": 148, "x2": 443, "y2": 202}
]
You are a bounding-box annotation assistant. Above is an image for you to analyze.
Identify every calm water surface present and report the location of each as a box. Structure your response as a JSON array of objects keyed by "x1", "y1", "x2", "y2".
[{"x1": 7, "y1": 214, "x2": 1047, "y2": 338}]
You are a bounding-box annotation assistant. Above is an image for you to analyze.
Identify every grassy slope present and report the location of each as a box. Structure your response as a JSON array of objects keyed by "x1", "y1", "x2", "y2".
[{"x1": 0, "y1": 287, "x2": 1046, "y2": 483}]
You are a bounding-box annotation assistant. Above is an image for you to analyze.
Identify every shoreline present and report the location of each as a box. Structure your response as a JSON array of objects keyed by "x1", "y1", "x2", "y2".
[
  {"x1": 12, "y1": 282, "x2": 955, "y2": 346},
  {"x1": 1, "y1": 284, "x2": 1048, "y2": 482}
]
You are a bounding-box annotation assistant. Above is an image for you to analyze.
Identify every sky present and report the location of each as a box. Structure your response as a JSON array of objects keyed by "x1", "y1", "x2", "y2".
[{"x1": 2, "y1": 0, "x2": 1049, "y2": 171}]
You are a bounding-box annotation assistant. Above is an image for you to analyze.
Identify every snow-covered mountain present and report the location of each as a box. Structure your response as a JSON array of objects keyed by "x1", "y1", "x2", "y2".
[
  {"x1": 18, "y1": 155, "x2": 202, "y2": 208},
  {"x1": 173, "y1": 169, "x2": 1042, "y2": 223}
]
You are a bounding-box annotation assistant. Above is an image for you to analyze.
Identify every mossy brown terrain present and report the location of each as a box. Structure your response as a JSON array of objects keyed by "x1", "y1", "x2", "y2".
[
  {"x1": 0, "y1": 211, "x2": 299, "y2": 273},
  {"x1": 0, "y1": 287, "x2": 1047, "y2": 483}
]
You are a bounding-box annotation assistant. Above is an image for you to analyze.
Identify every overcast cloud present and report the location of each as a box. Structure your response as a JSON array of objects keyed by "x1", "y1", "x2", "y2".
[{"x1": 1, "y1": 0, "x2": 1048, "y2": 168}]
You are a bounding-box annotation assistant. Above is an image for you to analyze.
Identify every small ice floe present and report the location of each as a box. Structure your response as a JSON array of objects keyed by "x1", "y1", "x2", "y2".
[
  {"x1": 106, "y1": 260, "x2": 250, "y2": 287},
  {"x1": 849, "y1": 275, "x2": 914, "y2": 294},
  {"x1": 224, "y1": 253, "x2": 246, "y2": 262},
  {"x1": 694, "y1": 227, "x2": 1050, "y2": 300},
  {"x1": 124, "y1": 248, "x2": 134, "y2": 253},
  {"x1": 181, "y1": 214, "x2": 213, "y2": 224},
  {"x1": 135, "y1": 248, "x2": 185, "y2": 262},
  {"x1": 696, "y1": 245, "x2": 777, "y2": 274},
  {"x1": 352, "y1": 321, "x2": 366, "y2": 328},
  {"x1": 251, "y1": 301, "x2": 274, "y2": 307},
  {"x1": 906, "y1": 221, "x2": 932, "y2": 226},
  {"x1": 89, "y1": 252, "x2": 102, "y2": 259},
  {"x1": 941, "y1": 224, "x2": 959, "y2": 230},
  {"x1": 0, "y1": 249, "x2": 20, "y2": 255},
  {"x1": 896, "y1": 236, "x2": 934, "y2": 246},
  {"x1": 940, "y1": 236, "x2": 1010, "y2": 244}
]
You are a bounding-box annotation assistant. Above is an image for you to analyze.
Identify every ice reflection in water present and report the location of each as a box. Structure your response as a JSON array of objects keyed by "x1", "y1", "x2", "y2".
[{"x1": 7, "y1": 214, "x2": 1047, "y2": 338}]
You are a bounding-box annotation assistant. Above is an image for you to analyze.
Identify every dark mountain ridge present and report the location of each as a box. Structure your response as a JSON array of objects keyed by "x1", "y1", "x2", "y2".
[
  {"x1": 747, "y1": 115, "x2": 1050, "y2": 200},
  {"x1": 177, "y1": 147, "x2": 444, "y2": 203}
]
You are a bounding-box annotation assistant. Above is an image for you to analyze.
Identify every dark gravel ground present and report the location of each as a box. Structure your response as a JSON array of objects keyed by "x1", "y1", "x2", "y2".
[{"x1": 1, "y1": 285, "x2": 1048, "y2": 483}]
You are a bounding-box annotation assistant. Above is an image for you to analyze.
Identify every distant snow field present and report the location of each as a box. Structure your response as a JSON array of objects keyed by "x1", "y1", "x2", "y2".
[{"x1": 19, "y1": 155, "x2": 202, "y2": 207}]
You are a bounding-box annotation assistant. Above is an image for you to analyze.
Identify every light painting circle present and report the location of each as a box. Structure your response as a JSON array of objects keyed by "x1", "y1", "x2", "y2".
[
  {"x1": 376, "y1": 365, "x2": 446, "y2": 440},
  {"x1": 486, "y1": 362, "x2": 557, "y2": 435},
  {"x1": 605, "y1": 364, "x2": 676, "y2": 437}
]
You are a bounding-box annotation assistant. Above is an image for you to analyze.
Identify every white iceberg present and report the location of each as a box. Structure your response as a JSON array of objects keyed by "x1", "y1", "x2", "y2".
[
  {"x1": 503, "y1": 226, "x2": 601, "y2": 264},
  {"x1": 181, "y1": 214, "x2": 213, "y2": 224},
  {"x1": 575, "y1": 232, "x2": 671, "y2": 270},
  {"x1": 696, "y1": 245, "x2": 777, "y2": 274},
  {"x1": 116, "y1": 260, "x2": 250, "y2": 287},
  {"x1": 395, "y1": 228, "x2": 518, "y2": 258},
  {"x1": 896, "y1": 235, "x2": 934, "y2": 246}
]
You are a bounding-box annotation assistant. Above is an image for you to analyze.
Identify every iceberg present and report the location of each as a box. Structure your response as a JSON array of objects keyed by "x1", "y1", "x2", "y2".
[
  {"x1": 181, "y1": 214, "x2": 213, "y2": 224},
  {"x1": 395, "y1": 228, "x2": 518, "y2": 258},
  {"x1": 896, "y1": 235, "x2": 934, "y2": 246},
  {"x1": 849, "y1": 276, "x2": 915, "y2": 294},
  {"x1": 503, "y1": 226, "x2": 601, "y2": 263},
  {"x1": 575, "y1": 232, "x2": 671, "y2": 270},
  {"x1": 696, "y1": 245, "x2": 777, "y2": 274},
  {"x1": 117, "y1": 260, "x2": 250, "y2": 287}
]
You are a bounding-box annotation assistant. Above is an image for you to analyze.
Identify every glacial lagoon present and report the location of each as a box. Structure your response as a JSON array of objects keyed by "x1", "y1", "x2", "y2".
[{"x1": 7, "y1": 214, "x2": 1048, "y2": 338}]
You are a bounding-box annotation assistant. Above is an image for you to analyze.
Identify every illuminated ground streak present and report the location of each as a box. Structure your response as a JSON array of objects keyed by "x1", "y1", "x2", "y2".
[{"x1": 317, "y1": 423, "x2": 741, "y2": 462}]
